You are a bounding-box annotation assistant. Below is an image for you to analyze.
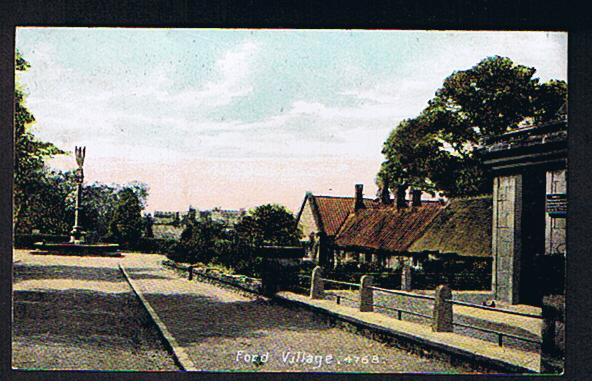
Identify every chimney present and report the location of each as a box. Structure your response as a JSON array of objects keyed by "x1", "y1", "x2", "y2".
[
  {"x1": 412, "y1": 189, "x2": 422, "y2": 207},
  {"x1": 395, "y1": 185, "x2": 407, "y2": 209},
  {"x1": 354, "y1": 184, "x2": 364, "y2": 211},
  {"x1": 379, "y1": 185, "x2": 391, "y2": 205}
]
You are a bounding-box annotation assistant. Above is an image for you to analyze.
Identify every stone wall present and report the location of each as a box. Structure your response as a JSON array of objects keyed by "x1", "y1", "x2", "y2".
[{"x1": 162, "y1": 260, "x2": 263, "y2": 295}]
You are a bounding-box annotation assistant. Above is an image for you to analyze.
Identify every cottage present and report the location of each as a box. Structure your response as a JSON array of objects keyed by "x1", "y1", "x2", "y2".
[
  {"x1": 334, "y1": 197, "x2": 444, "y2": 268},
  {"x1": 295, "y1": 186, "x2": 382, "y2": 266},
  {"x1": 296, "y1": 184, "x2": 444, "y2": 267}
]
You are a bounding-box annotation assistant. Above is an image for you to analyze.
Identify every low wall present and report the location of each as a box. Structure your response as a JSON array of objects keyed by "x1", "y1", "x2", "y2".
[
  {"x1": 14, "y1": 233, "x2": 69, "y2": 249},
  {"x1": 162, "y1": 259, "x2": 262, "y2": 296}
]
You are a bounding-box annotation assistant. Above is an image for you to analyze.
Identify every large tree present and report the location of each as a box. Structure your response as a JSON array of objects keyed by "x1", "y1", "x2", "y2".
[
  {"x1": 379, "y1": 56, "x2": 567, "y2": 197},
  {"x1": 234, "y1": 204, "x2": 302, "y2": 248},
  {"x1": 14, "y1": 51, "x2": 64, "y2": 233},
  {"x1": 107, "y1": 186, "x2": 147, "y2": 246},
  {"x1": 170, "y1": 216, "x2": 232, "y2": 264}
]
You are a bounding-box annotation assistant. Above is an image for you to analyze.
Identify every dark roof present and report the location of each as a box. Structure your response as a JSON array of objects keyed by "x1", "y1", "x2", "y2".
[
  {"x1": 409, "y1": 196, "x2": 492, "y2": 257},
  {"x1": 334, "y1": 204, "x2": 444, "y2": 253},
  {"x1": 310, "y1": 196, "x2": 382, "y2": 236},
  {"x1": 483, "y1": 119, "x2": 567, "y2": 151}
]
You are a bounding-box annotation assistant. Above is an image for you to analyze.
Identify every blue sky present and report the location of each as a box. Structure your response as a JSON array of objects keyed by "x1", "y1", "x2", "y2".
[{"x1": 16, "y1": 29, "x2": 567, "y2": 212}]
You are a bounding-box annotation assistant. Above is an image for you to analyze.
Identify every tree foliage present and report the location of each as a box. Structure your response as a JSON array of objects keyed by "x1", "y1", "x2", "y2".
[
  {"x1": 14, "y1": 50, "x2": 65, "y2": 232},
  {"x1": 107, "y1": 186, "x2": 147, "y2": 246},
  {"x1": 14, "y1": 51, "x2": 151, "y2": 247},
  {"x1": 234, "y1": 204, "x2": 302, "y2": 247},
  {"x1": 167, "y1": 204, "x2": 302, "y2": 276},
  {"x1": 379, "y1": 56, "x2": 567, "y2": 197}
]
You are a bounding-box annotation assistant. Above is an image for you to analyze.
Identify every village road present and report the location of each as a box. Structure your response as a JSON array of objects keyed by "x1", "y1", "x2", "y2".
[
  {"x1": 12, "y1": 250, "x2": 177, "y2": 370},
  {"x1": 121, "y1": 252, "x2": 464, "y2": 373},
  {"x1": 12, "y1": 250, "x2": 467, "y2": 373}
]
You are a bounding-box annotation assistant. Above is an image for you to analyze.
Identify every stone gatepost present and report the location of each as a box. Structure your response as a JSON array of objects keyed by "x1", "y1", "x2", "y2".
[
  {"x1": 491, "y1": 175, "x2": 523, "y2": 304},
  {"x1": 359, "y1": 275, "x2": 374, "y2": 312},
  {"x1": 401, "y1": 264, "x2": 412, "y2": 291},
  {"x1": 310, "y1": 266, "x2": 324, "y2": 299},
  {"x1": 432, "y1": 284, "x2": 453, "y2": 332},
  {"x1": 545, "y1": 169, "x2": 566, "y2": 255}
]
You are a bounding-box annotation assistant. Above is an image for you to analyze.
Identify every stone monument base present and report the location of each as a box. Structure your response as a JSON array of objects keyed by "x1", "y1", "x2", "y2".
[{"x1": 32, "y1": 242, "x2": 122, "y2": 257}]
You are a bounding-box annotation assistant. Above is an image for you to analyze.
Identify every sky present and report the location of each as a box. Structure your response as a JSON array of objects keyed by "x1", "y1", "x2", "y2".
[{"x1": 15, "y1": 29, "x2": 567, "y2": 213}]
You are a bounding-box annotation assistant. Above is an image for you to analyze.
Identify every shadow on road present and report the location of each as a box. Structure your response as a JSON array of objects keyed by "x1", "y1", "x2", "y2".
[
  {"x1": 13, "y1": 263, "x2": 172, "y2": 283},
  {"x1": 12, "y1": 261, "x2": 178, "y2": 370}
]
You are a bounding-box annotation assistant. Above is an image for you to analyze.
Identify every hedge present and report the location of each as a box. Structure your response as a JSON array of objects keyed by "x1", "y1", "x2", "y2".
[{"x1": 14, "y1": 233, "x2": 69, "y2": 249}]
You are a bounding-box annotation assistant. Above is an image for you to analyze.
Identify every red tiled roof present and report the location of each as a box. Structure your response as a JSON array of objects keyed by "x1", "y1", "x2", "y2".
[
  {"x1": 311, "y1": 196, "x2": 382, "y2": 236},
  {"x1": 334, "y1": 204, "x2": 445, "y2": 253}
]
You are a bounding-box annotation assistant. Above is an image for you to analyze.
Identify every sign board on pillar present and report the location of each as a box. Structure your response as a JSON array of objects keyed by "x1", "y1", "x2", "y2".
[{"x1": 546, "y1": 193, "x2": 567, "y2": 218}]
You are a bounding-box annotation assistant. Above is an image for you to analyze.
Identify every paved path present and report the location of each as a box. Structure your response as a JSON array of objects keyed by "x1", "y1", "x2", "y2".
[
  {"x1": 324, "y1": 288, "x2": 542, "y2": 353},
  {"x1": 12, "y1": 250, "x2": 177, "y2": 371},
  {"x1": 120, "y1": 253, "x2": 465, "y2": 373},
  {"x1": 277, "y1": 291, "x2": 541, "y2": 372}
]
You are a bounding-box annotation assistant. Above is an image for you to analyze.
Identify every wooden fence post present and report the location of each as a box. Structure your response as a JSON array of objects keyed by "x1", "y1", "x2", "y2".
[
  {"x1": 310, "y1": 266, "x2": 324, "y2": 299},
  {"x1": 432, "y1": 284, "x2": 453, "y2": 332},
  {"x1": 359, "y1": 275, "x2": 374, "y2": 312}
]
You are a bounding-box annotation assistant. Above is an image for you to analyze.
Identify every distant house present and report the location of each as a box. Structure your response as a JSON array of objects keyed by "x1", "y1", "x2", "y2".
[
  {"x1": 151, "y1": 206, "x2": 246, "y2": 241},
  {"x1": 202, "y1": 208, "x2": 246, "y2": 225}
]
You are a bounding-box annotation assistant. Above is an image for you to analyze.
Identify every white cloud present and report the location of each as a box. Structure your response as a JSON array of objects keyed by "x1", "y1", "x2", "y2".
[
  {"x1": 20, "y1": 39, "x2": 263, "y2": 156},
  {"x1": 18, "y1": 30, "x2": 567, "y2": 210},
  {"x1": 169, "y1": 40, "x2": 259, "y2": 108}
]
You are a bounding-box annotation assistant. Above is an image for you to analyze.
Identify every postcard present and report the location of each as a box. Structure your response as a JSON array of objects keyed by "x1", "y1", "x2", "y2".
[{"x1": 12, "y1": 28, "x2": 567, "y2": 375}]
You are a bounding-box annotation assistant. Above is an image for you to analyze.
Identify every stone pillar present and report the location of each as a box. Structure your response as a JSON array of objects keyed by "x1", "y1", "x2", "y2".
[
  {"x1": 310, "y1": 266, "x2": 324, "y2": 299},
  {"x1": 491, "y1": 174, "x2": 523, "y2": 304},
  {"x1": 545, "y1": 169, "x2": 566, "y2": 255},
  {"x1": 359, "y1": 275, "x2": 374, "y2": 312},
  {"x1": 401, "y1": 264, "x2": 412, "y2": 291},
  {"x1": 432, "y1": 284, "x2": 453, "y2": 332},
  {"x1": 69, "y1": 182, "x2": 85, "y2": 244}
]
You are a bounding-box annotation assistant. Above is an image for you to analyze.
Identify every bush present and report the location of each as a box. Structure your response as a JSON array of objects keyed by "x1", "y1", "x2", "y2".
[
  {"x1": 126, "y1": 237, "x2": 177, "y2": 254},
  {"x1": 14, "y1": 233, "x2": 69, "y2": 249},
  {"x1": 165, "y1": 203, "x2": 303, "y2": 278},
  {"x1": 321, "y1": 261, "x2": 401, "y2": 288}
]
